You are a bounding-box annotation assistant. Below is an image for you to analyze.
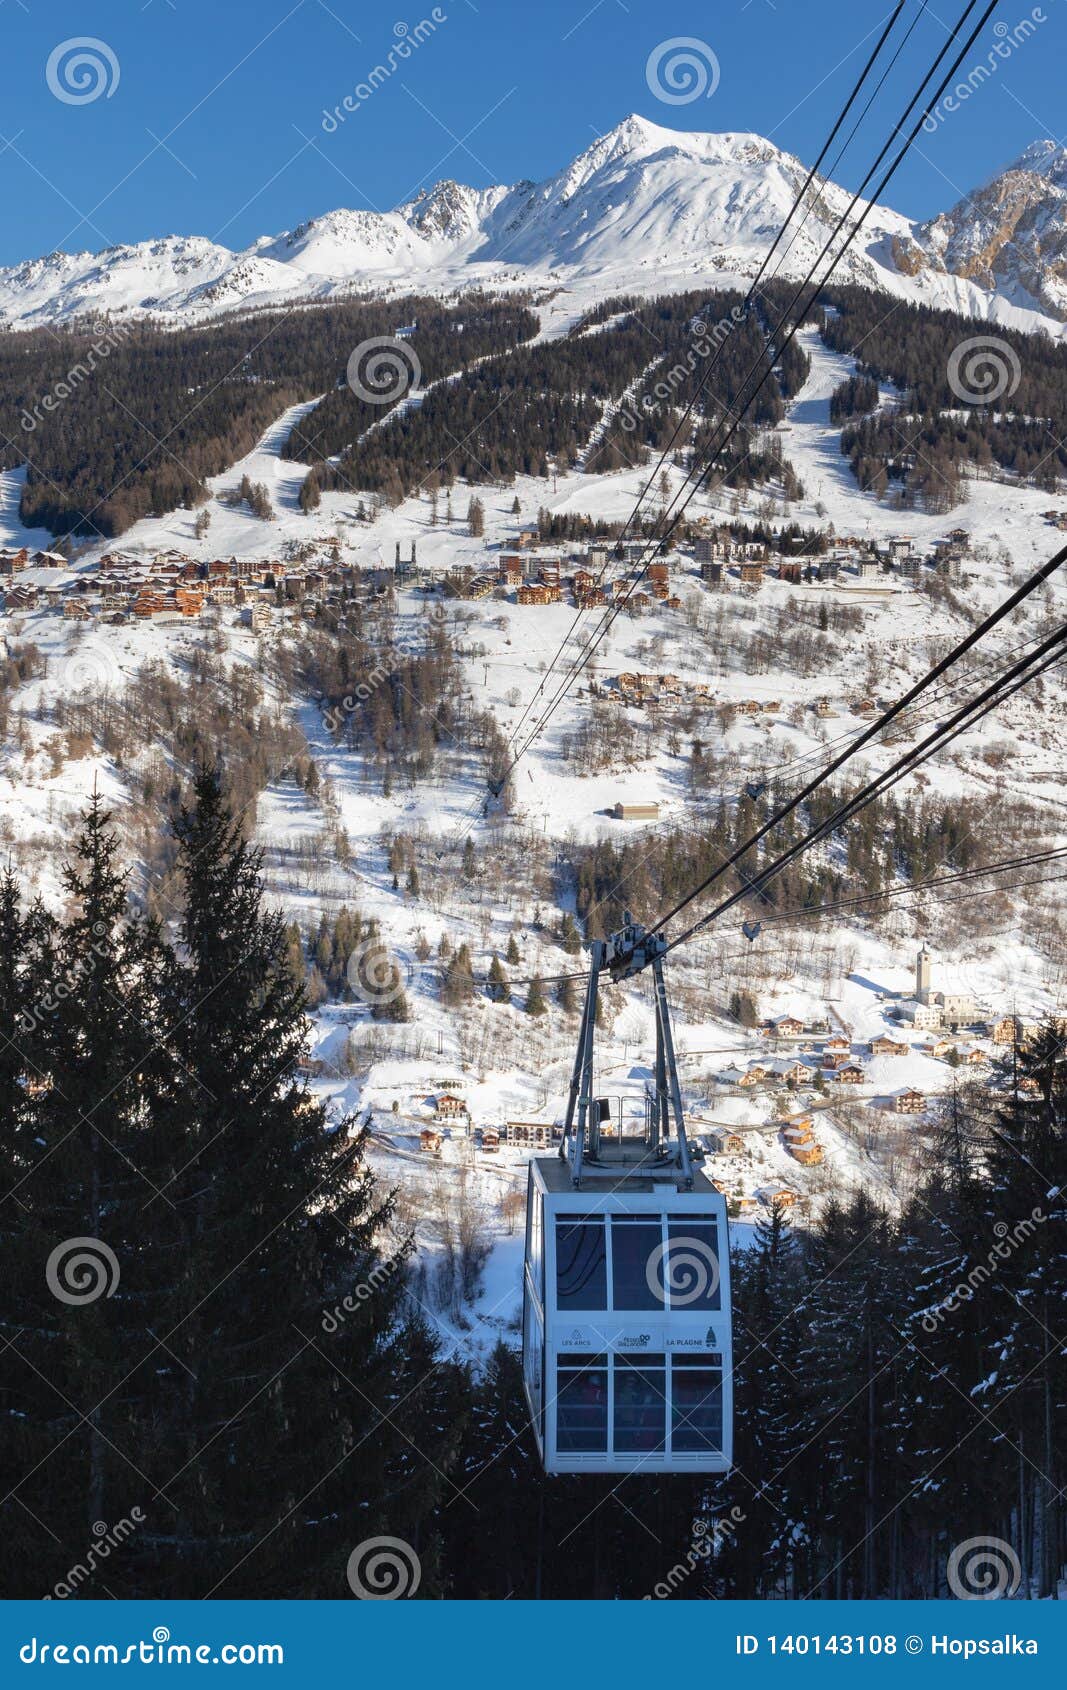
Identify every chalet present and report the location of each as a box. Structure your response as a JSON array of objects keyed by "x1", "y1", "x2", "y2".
[
  {"x1": 761, "y1": 1184, "x2": 800, "y2": 1210},
  {"x1": 990, "y1": 1016, "x2": 1022, "y2": 1046},
  {"x1": 612, "y1": 801, "x2": 660, "y2": 822},
  {"x1": 538, "y1": 558, "x2": 562, "y2": 588},
  {"x1": 778, "y1": 561, "x2": 803, "y2": 584},
  {"x1": 895, "y1": 1088, "x2": 926, "y2": 1115},
  {"x1": 210, "y1": 584, "x2": 237, "y2": 606},
  {"x1": 629, "y1": 592, "x2": 652, "y2": 613},
  {"x1": 132, "y1": 590, "x2": 169, "y2": 618},
  {"x1": 737, "y1": 1066, "x2": 767, "y2": 1089},
  {"x1": 835, "y1": 1064, "x2": 865, "y2": 1085},
  {"x1": 434, "y1": 1094, "x2": 466, "y2": 1120},
  {"x1": 419, "y1": 1128, "x2": 443, "y2": 1154},
  {"x1": 960, "y1": 1047, "x2": 987, "y2": 1067},
  {"x1": 481, "y1": 1126, "x2": 500, "y2": 1153},
  {"x1": 824, "y1": 1035, "x2": 850, "y2": 1055},
  {"x1": 4, "y1": 585, "x2": 37, "y2": 611},
  {"x1": 870, "y1": 1035, "x2": 909, "y2": 1057},
  {"x1": 770, "y1": 1059, "x2": 811, "y2": 1086},
  {"x1": 782, "y1": 1119, "x2": 823, "y2": 1166},
  {"x1": 717, "y1": 1066, "x2": 748, "y2": 1088},
  {"x1": 766, "y1": 1015, "x2": 805, "y2": 1038},
  {"x1": 517, "y1": 584, "x2": 561, "y2": 606},
  {"x1": 705, "y1": 1125, "x2": 745, "y2": 1154},
  {"x1": 739, "y1": 562, "x2": 764, "y2": 586},
  {"x1": 647, "y1": 561, "x2": 670, "y2": 587},
  {"x1": 174, "y1": 588, "x2": 204, "y2": 617},
  {"x1": 573, "y1": 569, "x2": 595, "y2": 596},
  {"x1": 815, "y1": 697, "x2": 835, "y2": 718},
  {"x1": 62, "y1": 599, "x2": 92, "y2": 621}
]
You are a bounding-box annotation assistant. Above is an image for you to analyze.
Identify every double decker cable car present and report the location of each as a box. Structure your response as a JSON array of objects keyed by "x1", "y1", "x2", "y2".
[{"x1": 522, "y1": 917, "x2": 732, "y2": 1475}]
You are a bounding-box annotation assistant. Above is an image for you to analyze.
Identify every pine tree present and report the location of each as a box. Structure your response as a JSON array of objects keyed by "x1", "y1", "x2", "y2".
[
  {"x1": 1, "y1": 796, "x2": 176, "y2": 1595},
  {"x1": 556, "y1": 974, "x2": 577, "y2": 1015},
  {"x1": 442, "y1": 943, "x2": 475, "y2": 1008},
  {"x1": 505, "y1": 933, "x2": 520, "y2": 966},
  {"x1": 525, "y1": 974, "x2": 548, "y2": 1017},
  {"x1": 559, "y1": 912, "x2": 581, "y2": 955},
  {"x1": 487, "y1": 954, "x2": 509, "y2": 1004},
  {"x1": 144, "y1": 768, "x2": 451, "y2": 1595}
]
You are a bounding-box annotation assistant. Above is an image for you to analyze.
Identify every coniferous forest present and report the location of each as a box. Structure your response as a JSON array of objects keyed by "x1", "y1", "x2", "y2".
[{"x1": 0, "y1": 777, "x2": 1063, "y2": 1599}]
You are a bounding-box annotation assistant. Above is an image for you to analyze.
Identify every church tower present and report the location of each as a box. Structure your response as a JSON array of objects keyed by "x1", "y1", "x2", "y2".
[{"x1": 916, "y1": 944, "x2": 933, "y2": 1005}]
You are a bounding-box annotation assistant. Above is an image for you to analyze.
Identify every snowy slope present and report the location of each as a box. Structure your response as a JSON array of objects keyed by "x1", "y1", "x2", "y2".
[{"x1": 0, "y1": 116, "x2": 1064, "y2": 335}]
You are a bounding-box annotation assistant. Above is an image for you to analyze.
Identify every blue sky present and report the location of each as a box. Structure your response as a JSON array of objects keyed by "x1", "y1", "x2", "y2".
[{"x1": 0, "y1": 0, "x2": 1063, "y2": 266}]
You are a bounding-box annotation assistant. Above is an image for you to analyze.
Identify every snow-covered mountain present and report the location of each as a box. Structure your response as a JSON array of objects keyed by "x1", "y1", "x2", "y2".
[
  {"x1": 906, "y1": 140, "x2": 1067, "y2": 322},
  {"x1": 0, "y1": 116, "x2": 1063, "y2": 332}
]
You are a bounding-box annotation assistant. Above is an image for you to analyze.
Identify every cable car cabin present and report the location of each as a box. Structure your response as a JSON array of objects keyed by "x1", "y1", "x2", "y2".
[
  {"x1": 523, "y1": 1154, "x2": 731, "y2": 1474},
  {"x1": 521, "y1": 913, "x2": 733, "y2": 1475}
]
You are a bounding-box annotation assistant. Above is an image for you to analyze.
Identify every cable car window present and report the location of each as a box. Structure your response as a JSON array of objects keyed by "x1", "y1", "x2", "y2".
[
  {"x1": 664, "y1": 1216, "x2": 721, "y2": 1311},
  {"x1": 556, "y1": 1216, "x2": 607, "y2": 1310},
  {"x1": 610, "y1": 1216, "x2": 665, "y2": 1310},
  {"x1": 526, "y1": 1182, "x2": 544, "y2": 1304},
  {"x1": 613, "y1": 1353, "x2": 666, "y2": 1454},
  {"x1": 556, "y1": 1354, "x2": 608, "y2": 1452},
  {"x1": 671, "y1": 1352, "x2": 723, "y2": 1452},
  {"x1": 523, "y1": 1291, "x2": 544, "y2": 1439}
]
